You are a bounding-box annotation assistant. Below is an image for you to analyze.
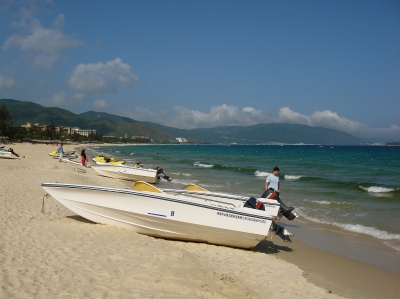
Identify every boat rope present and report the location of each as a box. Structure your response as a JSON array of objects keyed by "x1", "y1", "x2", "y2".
[{"x1": 42, "y1": 193, "x2": 50, "y2": 213}]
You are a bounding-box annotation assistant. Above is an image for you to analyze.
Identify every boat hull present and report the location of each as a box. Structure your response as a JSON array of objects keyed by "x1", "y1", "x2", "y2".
[
  {"x1": 51, "y1": 154, "x2": 78, "y2": 159},
  {"x1": 91, "y1": 165, "x2": 158, "y2": 184},
  {"x1": 0, "y1": 151, "x2": 13, "y2": 159},
  {"x1": 41, "y1": 183, "x2": 279, "y2": 249}
]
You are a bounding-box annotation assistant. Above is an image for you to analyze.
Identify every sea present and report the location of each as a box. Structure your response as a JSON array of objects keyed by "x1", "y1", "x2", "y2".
[{"x1": 87, "y1": 144, "x2": 400, "y2": 274}]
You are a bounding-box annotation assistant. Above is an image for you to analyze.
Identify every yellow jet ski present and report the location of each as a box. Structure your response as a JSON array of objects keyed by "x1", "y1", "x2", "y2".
[{"x1": 93, "y1": 155, "x2": 125, "y2": 165}]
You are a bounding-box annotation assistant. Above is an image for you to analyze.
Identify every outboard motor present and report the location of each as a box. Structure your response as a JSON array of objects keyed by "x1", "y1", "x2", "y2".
[
  {"x1": 8, "y1": 148, "x2": 20, "y2": 157},
  {"x1": 261, "y1": 189, "x2": 299, "y2": 220},
  {"x1": 156, "y1": 167, "x2": 172, "y2": 181},
  {"x1": 243, "y1": 197, "x2": 265, "y2": 211}
]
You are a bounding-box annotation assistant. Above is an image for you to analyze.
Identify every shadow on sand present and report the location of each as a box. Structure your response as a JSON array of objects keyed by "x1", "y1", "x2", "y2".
[
  {"x1": 252, "y1": 239, "x2": 294, "y2": 254},
  {"x1": 66, "y1": 215, "x2": 96, "y2": 224}
]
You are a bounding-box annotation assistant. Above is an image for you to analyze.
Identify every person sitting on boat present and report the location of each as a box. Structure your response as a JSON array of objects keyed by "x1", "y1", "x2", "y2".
[{"x1": 265, "y1": 166, "x2": 280, "y2": 194}]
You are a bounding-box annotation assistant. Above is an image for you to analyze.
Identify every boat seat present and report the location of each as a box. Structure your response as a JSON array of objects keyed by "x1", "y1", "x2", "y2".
[
  {"x1": 132, "y1": 181, "x2": 164, "y2": 193},
  {"x1": 182, "y1": 184, "x2": 209, "y2": 192}
]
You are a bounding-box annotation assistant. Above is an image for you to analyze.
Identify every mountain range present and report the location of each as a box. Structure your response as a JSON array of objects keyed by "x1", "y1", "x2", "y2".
[{"x1": 0, "y1": 98, "x2": 380, "y2": 144}]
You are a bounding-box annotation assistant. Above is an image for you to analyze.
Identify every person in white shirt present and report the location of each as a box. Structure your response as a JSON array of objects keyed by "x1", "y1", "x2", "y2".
[
  {"x1": 57, "y1": 143, "x2": 64, "y2": 162},
  {"x1": 265, "y1": 166, "x2": 280, "y2": 193}
]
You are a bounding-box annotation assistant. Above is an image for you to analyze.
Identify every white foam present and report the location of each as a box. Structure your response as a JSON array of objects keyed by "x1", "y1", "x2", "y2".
[
  {"x1": 302, "y1": 199, "x2": 351, "y2": 206},
  {"x1": 284, "y1": 175, "x2": 303, "y2": 180},
  {"x1": 173, "y1": 179, "x2": 199, "y2": 186},
  {"x1": 298, "y1": 209, "x2": 400, "y2": 241},
  {"x1": 254, "y1": 171, "x2": 271, "y2": 177},
  {"x1": 194, "y1": 161, "x2": 213, "y2": 168},
  {"x1": 303, "y1": 199, "x2": 332, "y2": 205},
  {"x1": 383, "y1": 241, "x2": 400, "y2": 252},
  {"x1": 359, "y1": 186, "x2": 395, "y2": 193},
  {"x1": 334, "y1": 223, "x2": 400, "y2": 241},
  {"x1": 171, "y1": 172, "x2": 192, "y2": 177}
]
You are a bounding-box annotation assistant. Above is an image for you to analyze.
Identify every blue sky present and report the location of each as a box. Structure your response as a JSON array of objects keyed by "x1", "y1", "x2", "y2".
[{"x1": 1, "y1": 0, "x2": 399, "y2": 139}]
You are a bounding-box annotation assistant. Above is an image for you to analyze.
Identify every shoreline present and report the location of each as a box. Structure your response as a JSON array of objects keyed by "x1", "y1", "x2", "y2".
[
  {"x1": 88, "y1": 143, "x2": 400, "y2": 274},
  {"x1": 255, "y1": 238, "x2": 400, "y2": 299},
  {"x1": 283, "y1": 217, "x2": 400, "y2": 275},
  {"x1": 86, "y1": 143, "x2": 400, "y2": 297},
  {"x1": 1, "y1": 143, "x2": 399, "y2": 298}
]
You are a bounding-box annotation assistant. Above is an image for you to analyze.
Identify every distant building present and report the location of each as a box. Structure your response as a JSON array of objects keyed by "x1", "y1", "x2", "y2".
[
  {"x1": 72, "y1": 129, "x2": 97, "y2": 137},
  {"x1": 176, "y1": 137, "x2": 188, "y2": 143},
  {"x1": 21, "y1": 122, "x2": 45, "y2": 131},
  {"x1": 21, "y1": 123, "x2": 96, "y2": 136}
]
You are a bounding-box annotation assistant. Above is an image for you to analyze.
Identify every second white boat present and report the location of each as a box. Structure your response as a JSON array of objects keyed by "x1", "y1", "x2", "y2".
[{"x1": 91, "y1": 164, "x2": 171, "y2": 184}]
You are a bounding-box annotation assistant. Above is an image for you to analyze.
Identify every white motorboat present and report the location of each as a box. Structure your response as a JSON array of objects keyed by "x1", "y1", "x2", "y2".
[
  {"x1": 0, "y1": 151, "x2": 13, "y2": 159},
  {"x1": 91, "y1": 164, "x2": 171, "y2": 184},
  {"x1": 0, "y1": 147, "x2": 19, "y2": 159},
  {"x1": 41, "y1": 182, "x2": 296, "y2": 249}
]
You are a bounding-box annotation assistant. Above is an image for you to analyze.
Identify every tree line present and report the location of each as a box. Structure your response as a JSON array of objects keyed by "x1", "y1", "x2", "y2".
[
  {"x1": 0, "y1": 103, "x2": 101, "y2": 142},
  {"x1": 0, "y1": 103, "x2": 154, "y2": 144}
]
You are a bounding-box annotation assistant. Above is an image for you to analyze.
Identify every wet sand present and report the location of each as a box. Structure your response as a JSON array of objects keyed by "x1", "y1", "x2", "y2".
[{"x1": 1, "y1": 143, "x2": 399, "y2": 298}]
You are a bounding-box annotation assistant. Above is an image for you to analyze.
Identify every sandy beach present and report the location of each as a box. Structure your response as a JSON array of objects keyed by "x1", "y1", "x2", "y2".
[{"x1": 1, "y1": 143, "x2": 399, "y2": 299}]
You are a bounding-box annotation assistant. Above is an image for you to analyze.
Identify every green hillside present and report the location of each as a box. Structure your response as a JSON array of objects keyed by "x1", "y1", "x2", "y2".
[
  {"x1": 0, "y1": 99, "x2": 85, "y2": 127},
  {"x1": 0, "y1": 99, "x2": 173, "y2": 142},
  {"x1": 1, "y1": 98, "x2": 368, "y2": 144},
  {"x1": 79, "y1": 111, "x2": 137, "y2": 124},
  {"x1": 142, "y1": 121, "x2": 365, "y2": 145}
]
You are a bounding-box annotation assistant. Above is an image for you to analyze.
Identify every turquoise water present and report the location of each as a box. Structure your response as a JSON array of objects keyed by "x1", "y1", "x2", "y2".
[{"x1": 88, "y1": 144, "x2": 400, "y2": 253}]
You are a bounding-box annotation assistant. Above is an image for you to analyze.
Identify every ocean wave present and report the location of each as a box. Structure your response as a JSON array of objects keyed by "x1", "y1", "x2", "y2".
[
  {"x1": 383, "y1": 241, "x2": 400, "y2": 252},
  {"x1": 212, "y1": 164, "x2": 256, "y2": 174},
  {"x1": 171, "y1": 172, "x2": 192, "y2": 177},
  {"x1": 302, "y1": 199, "x2": 332, "y2": 205},
  {"x1": 302, "y1": 199, "x2": 351, "y2": 206},
  {"x1": 172, "y1": 178, "x2": 199, "y2": 186},
  {"x1": 359, "y1": 186, "x2": 395, "y2": 193},
  {"x1": 334, "y1": 223, "x2": 400, "y2": 241},
  {"x1": 254, "y1": 171, "x2": 271, "y2": 177},
  {"x1": 194, "y1": 161, "x2": 213, "y2": 168},
  {"x1": 298, "y1": 211, "x2": 400, "y2": 241},
  {"x1": 284, "y1": 175, "x2": 303, "y2": 180}
]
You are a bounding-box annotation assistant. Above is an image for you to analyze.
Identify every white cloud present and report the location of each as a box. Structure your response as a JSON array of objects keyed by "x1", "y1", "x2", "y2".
[
  {"x1": 0, "y1": 75, "x2": 17, "y2": 91},
  {"x1": 120, "y1": 104, "x2": 400, "y2": 139},
  {"x1": 68, "y1": 58, "x2": 139, "y2": 95},
  {"x1": 278, "y1": 107, "x2": 370, "y2": 135},
  {"x1": 2, "y1": 10, "x2": 82, "y2": 70},
  {"x1": 93, "y1": 99, "x2": 109, "y2": 110},
  {"x1": 72, "y1": 93, "x2": 86, "y2": 102},
  {"x1": 122, "y1": 104, "x2": 276, "y2": 129},
  {"x1": 38, "y1": 91, "x2": 67, "y2": 106},
  {"x1": 368, "y1": 125, "x2": 400, "y2": 139},
  {"x1": 279, "y1": 107, "x2": 311, "y2": 126}
]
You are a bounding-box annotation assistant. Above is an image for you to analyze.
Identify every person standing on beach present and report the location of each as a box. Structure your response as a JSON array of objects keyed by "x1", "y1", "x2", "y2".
[
  {"x1": 81, "y1": 149, "x2": 87, "y2": 167},
  {"x1": 265, "y1": 166, "x2": 280, "y2": 193},
  {"x1": 58, "y1": 143, "x2": 64, "y2": 162}
]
